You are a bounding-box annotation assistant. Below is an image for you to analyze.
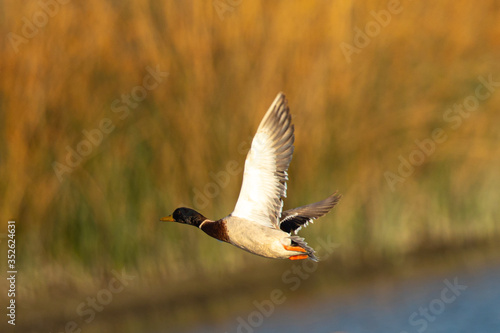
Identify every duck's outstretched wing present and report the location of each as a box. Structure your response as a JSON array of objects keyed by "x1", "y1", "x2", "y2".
[
  {"x1": 279, "y1": 192, "x2": 342, "y2": 234},
  {"x1": 230, "y1": 93, "x2": 294, "y2": 229}
]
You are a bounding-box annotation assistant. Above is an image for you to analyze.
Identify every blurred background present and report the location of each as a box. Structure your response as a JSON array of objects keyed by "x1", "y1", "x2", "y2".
[{"x1": 1, "y1": 0, "x2": 500, "y2": 332}]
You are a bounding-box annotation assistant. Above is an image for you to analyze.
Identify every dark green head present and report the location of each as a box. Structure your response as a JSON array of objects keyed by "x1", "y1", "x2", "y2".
[{"x1": 160, "y1": 207, "x2": 206, "y2": 227}]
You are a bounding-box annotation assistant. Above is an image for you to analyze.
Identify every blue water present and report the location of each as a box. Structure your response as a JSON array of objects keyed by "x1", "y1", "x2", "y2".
[{"x1": 187, "y1": 263, "x2": 500, "y2": 333}]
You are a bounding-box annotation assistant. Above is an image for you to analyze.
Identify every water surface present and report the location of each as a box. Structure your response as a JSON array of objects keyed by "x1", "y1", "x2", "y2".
[{"x1": 185, "y1": 262, "x2": 500, "y2": 333}]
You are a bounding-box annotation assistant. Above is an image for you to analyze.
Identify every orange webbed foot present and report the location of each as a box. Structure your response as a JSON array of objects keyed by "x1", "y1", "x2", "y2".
[
  {"x1": 289, "y1": 254, "x2": 309, "y2": 260},
  {"x1": 283, "y1": 244, "x2": 307, "y2": 253}
]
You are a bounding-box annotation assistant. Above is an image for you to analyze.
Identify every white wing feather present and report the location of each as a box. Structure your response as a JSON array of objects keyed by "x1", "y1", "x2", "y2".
[{"x1": 230, "y1": 93, "x2": 294, "y2": 229}]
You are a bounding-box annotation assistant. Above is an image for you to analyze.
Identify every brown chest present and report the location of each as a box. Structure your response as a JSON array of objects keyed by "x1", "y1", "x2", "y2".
[{"x1": 200, "y1": 220, "x2": 230, "y2": 243}]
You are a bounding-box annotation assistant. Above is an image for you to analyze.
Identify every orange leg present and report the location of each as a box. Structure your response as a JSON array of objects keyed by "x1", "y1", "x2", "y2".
[
  {"x1": 282, "y1": 244, "x2": 307, "y2": 253},
  {"x1": 289, "y1": 254, "x2": 309, "y2": 260}
]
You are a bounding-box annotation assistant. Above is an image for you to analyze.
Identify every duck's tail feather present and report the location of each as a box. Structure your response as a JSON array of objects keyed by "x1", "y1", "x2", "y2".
[{"x1": 290, "y1": 236, "x2": 318, "y2": 261}]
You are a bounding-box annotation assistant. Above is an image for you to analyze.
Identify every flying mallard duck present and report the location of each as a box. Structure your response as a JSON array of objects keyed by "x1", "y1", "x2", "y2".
[{"x1": 161, "y1": 93, "x2": 341, "y2": 261}]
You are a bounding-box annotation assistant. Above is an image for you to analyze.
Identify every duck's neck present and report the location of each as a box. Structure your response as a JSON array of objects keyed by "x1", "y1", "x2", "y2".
[
  {"x1": 184, "y1": 211, "x2": 207, "y2": 227},
  {"x1": 199, "y1": 219, "x2": 230, "y2": 243}
]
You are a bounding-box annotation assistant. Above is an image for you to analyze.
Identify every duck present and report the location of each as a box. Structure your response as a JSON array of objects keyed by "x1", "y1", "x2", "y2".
[{"x1": 161, "y1": 92, "x2": 341, "y2": 261}]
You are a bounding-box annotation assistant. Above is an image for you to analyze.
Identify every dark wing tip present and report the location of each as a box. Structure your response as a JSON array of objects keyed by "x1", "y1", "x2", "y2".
[{"x1": 279, "y1": 191, "x2": 342, "y2": 234}]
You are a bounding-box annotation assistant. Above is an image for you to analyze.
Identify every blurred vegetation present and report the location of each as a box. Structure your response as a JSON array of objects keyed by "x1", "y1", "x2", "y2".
[{"x1": 0, "y1": 0, "x2": 500, "y2": 323}]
